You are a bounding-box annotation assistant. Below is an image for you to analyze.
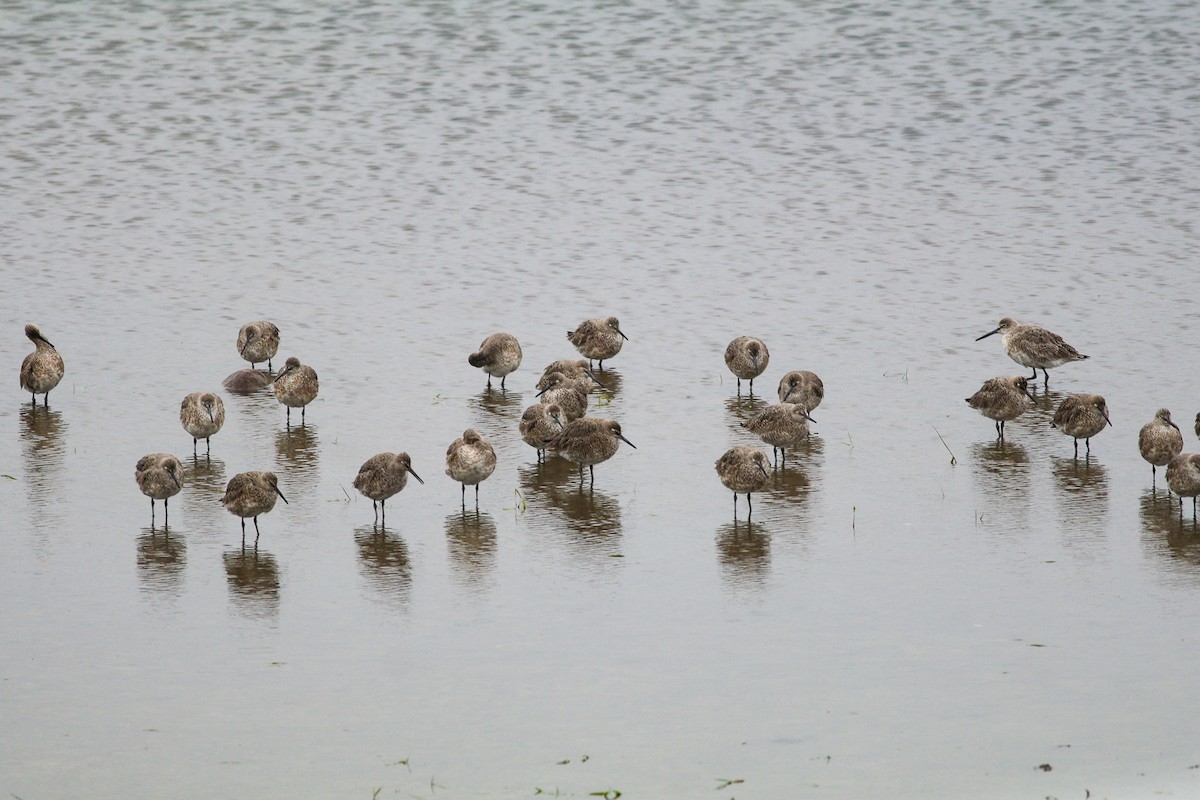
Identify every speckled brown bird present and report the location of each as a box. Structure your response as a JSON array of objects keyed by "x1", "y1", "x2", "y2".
[
  {"x1": 445, "y1": 429, "x2": 497, "y2": 506},
  {"x1": 537, "y1": 359, "x2": 597, "y2": 393},
  {"x1": 136, "y1": 453, "x2": 184, "y2": 527},
  {"x1": 567, "y1": 317, "x2": 627, "y2": 369},
  {"x1": 19, "y1": 324, "x2": 65, "y2": 407},
  {"x1": 1051, "y1": 393, "x2": 1111, "y2": 457},
  {"x1": 724, "y1": 336, "x2": 769, "y2": 393},
  {"x1": 237, "y1": 321, "x2": 281, "y2": 372},
  {"x1": 180, "y1": 391, "x2": 226, "y2": 455},
  {"x1": 535, "y1": 371, "x2": 589, "y2": 421},
  {"x1": 1138, "y1": 409, "x2": 1183, "y2": 487},
  {"x1": 715, "y1": 446, "x2": 771, "y2": 519},
  {"x1": 520, "y1": 403, "x2": 567, "y2": 462},
  {"x1": 777, "y1": 370, "x2": 823, "y2": 412},
  {"x1": 976, "y1": 317, "x2": 1088, "y2": 385},
  {"x1": 221, "y1": 471, "x2": 288, "y2": 547},
  {"x1": 1166, "y1": 452, "x2": 1200, "y2": 519},
  {"x1": 547, "y1": 417, "x2": 635, "y2": 484},
  {"x1": 468, "y1": 332, "x2": 522, "y2": 390},
  {"x1": 742, "y1": 403, "x2": 816, "y2": 464},
  {"x1": 965, "y1": 375, "x2": 1034, "y2": 439},
  {"x1": 273, "y1": 356, "x2": 319, "y2": 424},
  {"x1": 353, "y1": 452, "x2": 424, "y2": 524}
]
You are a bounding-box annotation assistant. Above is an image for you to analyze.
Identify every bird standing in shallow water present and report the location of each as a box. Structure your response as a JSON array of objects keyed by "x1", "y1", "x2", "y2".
[
  {"x1": 568, "y1": 317, "x2": 627, "y2": 370},
  {"x1": 445, "y1": 429, "x2": 497, "y2": 506},
  {"x1": 725, "y1": 336, "x2": 769, "y2": 394},
  {"x1": 975, "y1": 317, "x2": 1088, "y2": 386},
  {"x1": 777, "y1": 370, "x2": 823, "y2": 411},
  {"x1": 1051, "y1": 394, "x2": 1111, "y2": 457},
  {"x1": 136, "y1": 453, "x2": 184, "y2": 527},
  {"x1": 237, "y1": 321, "x2": 280, "y2": 372},
  {"x1": 537, "y1": 359, "x2": 599, "y2": 393},
  {"x1": 1166, "y1": 453, "x2": 1200, "y2": 520},
  {"x1": 547, "y1": 417, "x2": 635, "y2": 485},
  {"x1": 965, "y1": 375, "x2": 1034, "y2": 439},
  {"x1": 19, "y1": 324, "x2": 65, "y2": 407},
  {"x1": 520, "y1": 403, "x2": 567, "y2": 462},
  {"x1": 535, "y1": 371, "x2": 589, "y2": 421},
  {"x1": 1139, "y1": 409, "x2": 1183, "y2": 488},
  {"x1": 469, "y1": 332, "x2": 522, "y2": 390},
  {"x1": 180, "y1": 391, "x2": 226, "y2": 455},
  {"x1": 715, "y1": 446, "x2": 771, "y2": 519},
  {"x1": 221, "y1": 471, "x2": 288, "y2": 547},
  {"x1": 742, "y1": 403, "x2": 816, "y2": 465},
  {"x1": 353, "y1": 452, "x2": 424, "y2": 525},
  {"x1": 273, "y1": 356, "x2": 319, "y2": 424}
]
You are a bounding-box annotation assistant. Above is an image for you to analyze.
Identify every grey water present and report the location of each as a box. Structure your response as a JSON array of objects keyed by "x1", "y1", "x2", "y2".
[{"x1": 3, "y1": 0, "x2": 1200, "y2": 797}]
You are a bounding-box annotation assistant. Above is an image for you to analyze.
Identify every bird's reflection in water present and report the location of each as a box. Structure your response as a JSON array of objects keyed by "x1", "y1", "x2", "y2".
[
  {"x1": 354, "y1": 525, "x2": 412, "y2": 611},
  {"x1": 444, "y1": 509, "x2": 497, "y2": 590},
  {"x1": 715, "y1": 519, "x2": 771, "y2": 593},
  {"x1": 1028, "y1": 385, "x2": 1065, "y2": 417},
  {"x1": 1140, "y1": 489, "x2": 1200, "y2": 582},
  {"x1": 275, "y1": 424, "x2": 320, "y2": 500},
  {"x1": 518, "y1": 458, "x2": 623, "y2": 559},
  {"x1": 469, "y1": 386, "x2": 525, "y2": 419},
  {"x1": 769, "y1": 436, "x2": 824, "y2": 501},
  {"x1": 970, "y1": 440, "x2": 1032, "y2": 532},
  {"x1": 723, "y1": 394, "x2": 769, "y2": 437},
  {"x1": 136, "y1": 526, "x2": 187, "y2": 597},
  {"x1": 182, "y1": 455, "x2": 226, "y2": 519},
  {"x1": 1051, "y1": 456, "x2": 1109, "y2": 551},
  {"x1": 223, "y1": 547, "x2": 281, "y2": 619},
  {"x1": 590, "y1": 368, "x2": 622, "y2": 401},
  {"x1": 19, "y1": 405, "x2": 68, "y2": 530}
]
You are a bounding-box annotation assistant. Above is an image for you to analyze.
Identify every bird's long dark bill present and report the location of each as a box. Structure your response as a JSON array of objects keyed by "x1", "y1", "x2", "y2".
[
  {"x1": 802, "y1": 410, "x2": 816, "y2": 423},
  {"x1": 274, "y1": 486, "x2": 289, "y2": 504},
  {"x1": 240, "y1": 340, "x2": 251, "y2": 355},
  {"x1": 781, "y1": 386, "x2": 794, "y2": 403},
  {"x1": 408, "y1": 468, "x2": 425, "y2": 484},
  {"x1": 273, "y1": 367, "x2": 292, "y2": 382},
  {"x1": 1102, "y1": 411, "x2": 1113, "y2": 427},
  {"x1": 617, "y1": 330, "x2": 629, "y2": 340},
  {"x1": 534, "y1": 387, "x2": 548, "y2": 397},
  {"x1": 617, "y1": 433, "x2": 637, "y2": 448},
  {"x1": 37, "y1": 333, "x2": 56, "y2": 348},
  {"x1": 975, "y1": 328, "x2": 1001, "y2": 341}
]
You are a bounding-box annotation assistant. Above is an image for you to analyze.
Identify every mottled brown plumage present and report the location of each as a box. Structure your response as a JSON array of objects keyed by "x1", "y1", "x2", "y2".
[
  {"x1": 1051, "y1": 393, "x2": 1111, "y2": 457},
  {"x1": 445, "y1": 429, "x2": 497, "y2": 505},
  {"x1": 222, "y1": 369, "x2": 272, "y2": 392},
  {"x1": 468, "y1": 332, "x2": 523, "y2": 390},
  {"x1": 19, "y1": 324, "x2": 65, "y2": 406},
  {"x1": 777, "y1": 370, "x2": 823, "y2": 411},
  {"x1": 353, "y1": 452, "x2": 424, "y2": 524},
  {"x1": 237, "y1": 321, "x2": 280, "y2": 371},
  {"x1": 1139, "y1": 409, "x2": 1183, "y2": 487},
  {"x1": 976, "y1": 317, "x2": 1088, "y2": 385},
  {"x1": 537, "y1": 359, "x2": 596, "y2": 393},
  {"x1": 180, "y1": 391, "x2": 226, "y2": 455},
  {"x1": 965, "y1": 375, "x2": 1034, "y2": 439},
  {"x1": 520, "y1": 403, "x2": 567, "y2": 461},
  {"x1": 273, "y1": 356, "x2": 319, "y2": 424},
  {"x1": 135, "y1": 453, "x2": 184, "y2": 526},
  {"x1": 1166, "y1": 452, "x2": 1200, "y2": 518},
  {"x1": 742, "y1": 403, "x2": 815, "y2": 464},
  {"x1": 715, "y1": 446, "x2": 771, "y2": 519},
  {"x1": 534, "y1": 371, "x2": 589, "y2": 421},
  {"x1": 567, "y1": 316, "x2": 627, "y2": 369},
  {"x1": 724, "y1": 336, "x2": 769, "y2": 393},
  {"x1": 221, "y1": 471, "x2": 288, "y2": 547},
  {"x1": 547, "y1": 417, "x2": 635, "y2": 484}
]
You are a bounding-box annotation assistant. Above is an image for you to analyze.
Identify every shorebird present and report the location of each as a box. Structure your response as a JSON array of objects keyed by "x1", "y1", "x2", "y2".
[
  {"x1": 965, "y1": 375, "x2": 1035, "y2": 439},
  {"x1": 353, "y1": 452, "x2": 424, "y2": 524},
  {"x1": 273, "y1": 356, "x2": 319, "y2": 424},
  {"x1": 1139, "y1": 409, "x2": 1183, "y2": 488},
  {"x1": 445, "y1": 429, "x2": 497, "y2": 506},
  {"x1": 180, "y1": 391, "x2": 226, "y2": 455},
  {"x1": 777, "y1": 370, "x2": 824, "y2": 411},
  {"x1": 19, "y1": 324, "x2": 65, "y2": 407},
  {"x1": 520, "y1": 402, "x2": 567, "y2": 462},
  {"x1": 724, "y1": 337, "x2": 770, "y2": 393},
  {"x1": 742, "y1": 403, "x2": 816, "y2": 464},
  {"x1": 237, "y1": 321, "x2": 280, "y2": 372},
  {"x1": 567, "y1": 317, "x2": 627, "y2": 369},
  {"x1": 537, "y1": 359, "x2": 599, "y2": 393},
  {"x1": 135, "y1": 453, "x2": 184, "y2": 526},
  {"x1": 535, "y1": 371, "x2": 589, "y2": 421},
  {"x1": 1051, "y1": 394, "x2": 1111, "y2": 457},
  {"x1": 547, "y1": 417, "x2": 635, "y2": 485},
  {"x1": 1194, "y1": 412, "x2": 1200, "y2": 442},
  {"x1": 1166, "y1": 453, "x2": 1200, "y2": 520},
  {"x1": 468, "y1": 332, "x2": 522, "y2": 390},
  {"x1": 975, "y1": 317, "x2": 1088, "y2": 385},
  {"x1": 715, "y1": 446, "x2": 771, "y2": 519},
  {"x1": 222, "y1": 369, "x2": 271, "y2": 392},
  {"x1": 221, "y1": 471, "x2": 288, "y2": 547}
]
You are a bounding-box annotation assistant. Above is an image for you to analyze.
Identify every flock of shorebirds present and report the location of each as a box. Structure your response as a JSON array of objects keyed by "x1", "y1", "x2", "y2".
[{"x1": 17, "y1": 315, "x2": 1200, "y2": 538}]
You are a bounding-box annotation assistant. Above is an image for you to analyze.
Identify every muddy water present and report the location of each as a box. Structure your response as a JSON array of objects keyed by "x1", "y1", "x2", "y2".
[{"x1": 4, "y1": 0, "x2": 1200, "y2": 797}]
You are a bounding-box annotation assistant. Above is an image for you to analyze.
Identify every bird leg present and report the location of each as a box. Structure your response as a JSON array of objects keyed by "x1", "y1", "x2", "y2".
[
  {"x1": 501, "y1": 375, "x2": 507, "y2": 391},
  {"x1": 747, "y1": 492, "x2": 754, "y2": 518},
  {"x1": 372, "y1": 499, "x2": 379, "y2": 523},
  {"x1": 460, "y1": 483, "x2": 466, "y2": 507},
  {"x1": 381, "y1": 499, "x2": 387, "y2": 525},
  {"x1": 253, "y1": 517, "x2": 261, "y2": 549}
]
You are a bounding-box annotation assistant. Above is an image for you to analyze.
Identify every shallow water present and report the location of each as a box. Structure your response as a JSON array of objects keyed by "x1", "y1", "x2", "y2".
[{"x1": 4, "y1": 0, "x2": 1200, "y2": 797}]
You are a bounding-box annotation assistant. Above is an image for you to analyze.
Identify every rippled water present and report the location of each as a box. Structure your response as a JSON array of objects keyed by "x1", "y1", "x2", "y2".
[{"x1": 4, "y1": 0, "x2": 1200, "y2": 797}]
